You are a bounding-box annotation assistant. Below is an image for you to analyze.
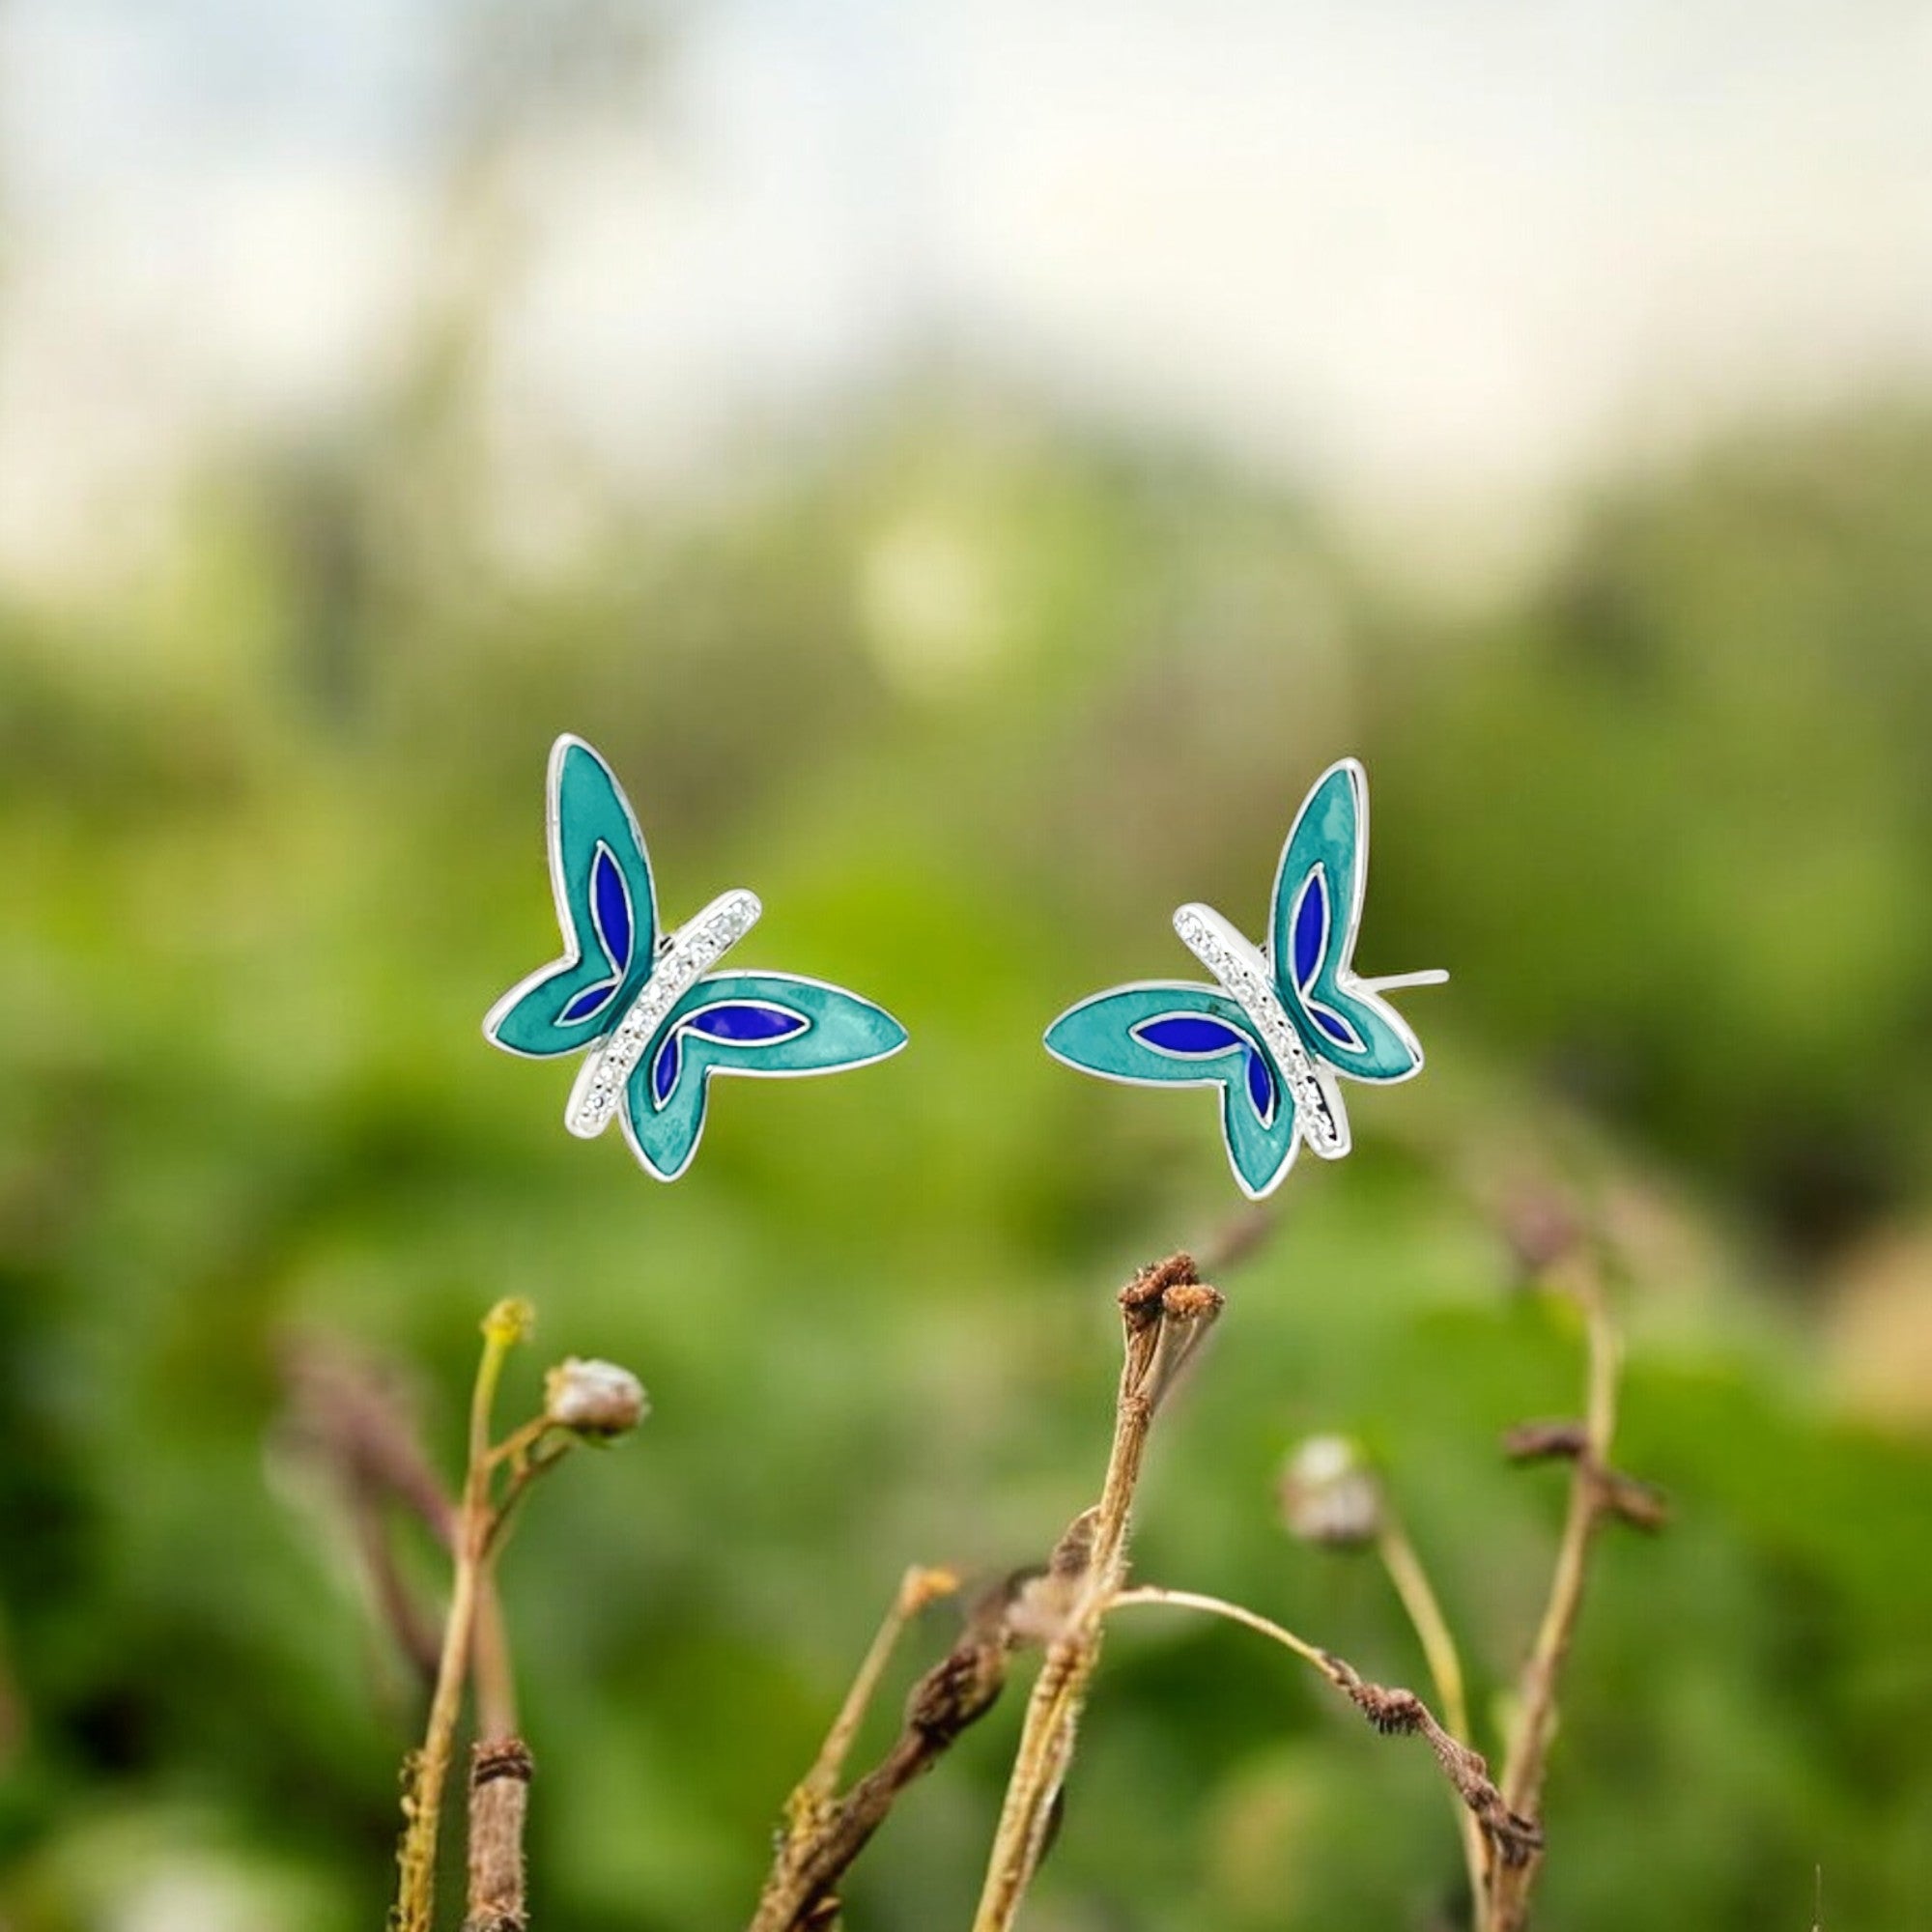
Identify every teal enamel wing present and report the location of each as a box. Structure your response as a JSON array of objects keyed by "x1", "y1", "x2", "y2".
[
  {"x1": 485, "y1": 736, "x2": 907, "y2": 1180},
  {"x1": 1044, "y1": 758, "x2": 1442, "y2": 1200}
]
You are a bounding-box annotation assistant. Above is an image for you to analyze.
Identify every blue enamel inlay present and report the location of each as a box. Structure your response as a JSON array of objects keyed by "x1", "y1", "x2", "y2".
[
  {"x1": 1293, "y1": 870, "x2": 1326, "y2": 989},
  {"x1": 687, "y1": 1003, "x2": 807, "y2": 1043},
  {"x1": 1244, "y1": 1047, "x2": 1275, "y2": 1123},
  {"x1": 651, "y1": 1030, "x2": 681, "y2": 1105},
  {"x1": 593, "y1": 844, "x2": 632, "y2": 972},
  {"x1": 1135, "y1": 1014, "x2": 1246, "y2": 1057},
  {"x1": 561, "y1": 980, "x2": 616, "y2": 1024},
  {"x1": 1311, "y1": 1003, "x2": 1358, "y2": 1048}
]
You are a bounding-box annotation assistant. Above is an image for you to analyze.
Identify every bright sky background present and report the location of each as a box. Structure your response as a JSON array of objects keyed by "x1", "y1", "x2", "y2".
[{"x1": 5, "y1": 0, "x2": 1932, "y2": 583}]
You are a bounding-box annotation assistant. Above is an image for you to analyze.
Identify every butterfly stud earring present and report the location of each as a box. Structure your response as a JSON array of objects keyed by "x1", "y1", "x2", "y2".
[
  {"x1": 485, "y1": 735, "x2": 907, "y2": 1180},
  {"x1": 1044, "y1": 758, "x2": 1444, "y2": 1200}
]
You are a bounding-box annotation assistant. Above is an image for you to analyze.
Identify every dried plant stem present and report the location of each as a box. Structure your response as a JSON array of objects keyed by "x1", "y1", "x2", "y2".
[
  {"x1": 279, "y1": 1337, "x2": 458, "y2": 1690},
  {"x1": 1377, "y1": 1520, "x2": 1487, "y2": 1905},
  {"x1": 353, "y1": 1492, "x2": 447, "y2": 1685},
  {"x1": 463, "y1": 1737, "x2": 533, "y2": 1932},
  {"x1": 394, "y1": 1301, "x2": 529, "y2": 1932},
  {"x1": 750, "y1": 1580, "x2": 1009, "y2": 1932},
  {"x1": 1502, "y1": 1266, "x2": 1617, "y2": 1810},
  {"x1": 473, "y1": 1584, "x2": 519, "y2": 1744},
  {"x1": 1197, "y1": 1202, "x2": 1276, "y2": 1276},
  {"x1": 970, "y1": 1257, "x2": 1223, "y2": 1932},
  {"x1": 789, "y1": 1565, "x2": 960, "y2": 1828},
  {"x1": 1484, "y1": 1262, "x2": 1621, "y2": 1932},
  {"x1": 1106, "y1": 1587, "x2": 1541, "y2": 1872},
  {"x1": 1106, "y1": 1586, "x2": 1329, "y2": 1668}
]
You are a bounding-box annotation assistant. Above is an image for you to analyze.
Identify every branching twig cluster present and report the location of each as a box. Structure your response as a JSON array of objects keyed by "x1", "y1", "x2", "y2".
[
  {"x1": 282, "y1": 1305, "x2": 644, "y2": 1932},
  {"x1": 280, "y1": 1334, "x2": 458, "y2": 1690},
  {"x1": 970, "y1": 1254, "x2": 1223, "y2": 1931},
  {"x1": 751, "y1": 1569, "x2": 1012, "y2": 1932},
  {"x1": 1479, "y1": 1246, "x2": 1662, "y2": 1932},
  {"x1": 745, "y1": 1247, "x2": 1619, "y2": 1932},
  {"x1": 299, "y1": 1203, "x2": 1653, "y2": 1932}
]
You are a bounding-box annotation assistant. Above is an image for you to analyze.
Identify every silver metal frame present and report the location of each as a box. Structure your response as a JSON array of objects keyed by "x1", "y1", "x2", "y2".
[{"x1": 1043, "y1": 754, "x2": 1447, "y2": 1199}]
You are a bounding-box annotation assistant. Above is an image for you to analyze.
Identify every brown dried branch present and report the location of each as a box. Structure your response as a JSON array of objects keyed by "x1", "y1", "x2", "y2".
[
  {"x1": 350, "y1": 1487, "x2": 445, "y2": 1684},
  {"x1": 1483, "y1": 1252, "x2": 1652, "y2": 1932},
  {"x1": 464, "y1": 1737, "x2": 532, "y2": 1932},
  {"x1": 281, "y1": 1334, "x2": 459, "y2": 1543},
  {"x1": 279, "y1": 1335, "x2": 457, "y2": 1686},
  {"x1": 279, "y1": 1333, "x2": 529, "y2": 1737},
  {"x1": 749, "y1": 1583, "x2": 1012, "y2": 1932},
  {"x1": 1196, "y1": 1203, "x2": 1277, "y2": 1276},
  {"x1": 1105, "y1": 1587, "x2": 1541, "y2": 1874},
  {"x1": 970, "y1": 1255, "x2": 1223, "y2": 1932},
  {"x1": 786, "y1": 1565, "x2": 962, "y2": 1830},
  {"x1": 1323, "y1": 1659, "x2": 1543, "y2": 1869},
  {"x1": 1595, "y1": 1467, "x2": 1669, "y2": 1533},
  {"x1": 1375, "y1": 1517, "x2": 1488, "y2": 1905},
  {"x1": 1500, "y1": 1419, "x2": 1591, "y2": 1464}
]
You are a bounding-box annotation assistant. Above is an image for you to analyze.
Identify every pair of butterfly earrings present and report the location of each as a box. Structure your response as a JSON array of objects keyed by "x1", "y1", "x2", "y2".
[{"x1": 484, "y1": 736, "x2": 1445, "y2": 1200}]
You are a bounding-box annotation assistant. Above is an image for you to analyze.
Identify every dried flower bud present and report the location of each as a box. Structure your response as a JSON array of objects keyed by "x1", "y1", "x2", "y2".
[
  {"x1": 898, "y1": 1566, "x2": 960, "y2": 1617},
  {"x1": 1279, "y1": 1434, "x2": 1385, "y2": 1549},
  {"x1": 543, "y1": 1358, "x2": 647, "y2": 1437},
  {"x1": 1004, "y1": 1566, "x2": 1081, "y2": 1649}
]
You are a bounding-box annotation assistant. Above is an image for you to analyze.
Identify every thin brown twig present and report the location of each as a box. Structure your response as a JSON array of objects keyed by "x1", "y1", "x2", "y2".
[
  {"x1": 349, "y1": 1489, "x2": 446, "y2": 1684},
  {"x1": 1377, "y1": 1519, "x2": 1489, "y2": 1906},
  {"x1": 280, "y1": 1334, "x2": 530, "y2": 1752},
  {"x1": 789, "y1": 1566, "x2": 961, "y2": 1829},
  {"x1": 482, "y1": 1436, "x2": 575, "y2": 1560},
  {"x1": 279, "y1": 1335, "x2": 458, "y2": 1688},
  {"x1": 281, "y1": 1335, "x2": 460, "y2": 1545},
  {"x1": 1196, "y1": 1202, "x2": 1277, "y2": 1276},
  {"x1": 1483, "y1": 1255, "x2": 1622, "y2": 1932},
  {"x1": 1105, "y1": 1587, "x2": 1542, "y2": 1871},
  {"x1": 749, "y1": 1582, "x2": 1011, "y2": 1932},
  {"x1": 1502, "y1": 1260, "x2": 1617, "y2": 1810},
  {"x1": 970, "y1": 1255, "x2": 1223, "y2": 1932}
]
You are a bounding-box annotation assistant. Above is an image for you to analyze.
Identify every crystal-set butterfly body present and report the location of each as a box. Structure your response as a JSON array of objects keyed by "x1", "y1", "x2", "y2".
[
  {"x1": 485, "y1": 736, "x2": 907, "y2": 1180},
  {"x1": 1044, "y1": 758, "x2": 1443, "y2": 1200}
]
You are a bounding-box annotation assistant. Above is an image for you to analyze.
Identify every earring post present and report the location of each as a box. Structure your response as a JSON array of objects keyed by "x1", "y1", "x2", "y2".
[{"x1": 1359, "y1": 969, "x2": 1450, "y2": 992}]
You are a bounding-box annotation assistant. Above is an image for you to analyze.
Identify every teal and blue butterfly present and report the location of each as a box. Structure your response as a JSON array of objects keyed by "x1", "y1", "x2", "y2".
[
  {"x1": 485, "y1": 735, "x2": 907, "y2": 1180},
  {"x1": 1044, "y1": 757, "x2": 1443, "y2": 1200}
]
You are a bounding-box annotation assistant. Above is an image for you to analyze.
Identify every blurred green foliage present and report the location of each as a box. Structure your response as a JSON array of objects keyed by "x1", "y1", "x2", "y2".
[{"x1": 0, "y1": 392, "x2": 1929, "y2": 1932}]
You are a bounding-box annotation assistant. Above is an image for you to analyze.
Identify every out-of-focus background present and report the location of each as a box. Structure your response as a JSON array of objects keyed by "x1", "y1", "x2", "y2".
[{"x1": 3, "y1": 5, "x2": 1931, "y2": 1929}]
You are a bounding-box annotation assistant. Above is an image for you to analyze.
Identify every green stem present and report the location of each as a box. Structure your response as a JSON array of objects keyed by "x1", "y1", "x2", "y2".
[
  {"x1": 1378, "y1": 1520, "x2": 1486, "y2": 1912},
  {"x1": 393, "y1": 1301, "x2": 529, "y2": 1932}
]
